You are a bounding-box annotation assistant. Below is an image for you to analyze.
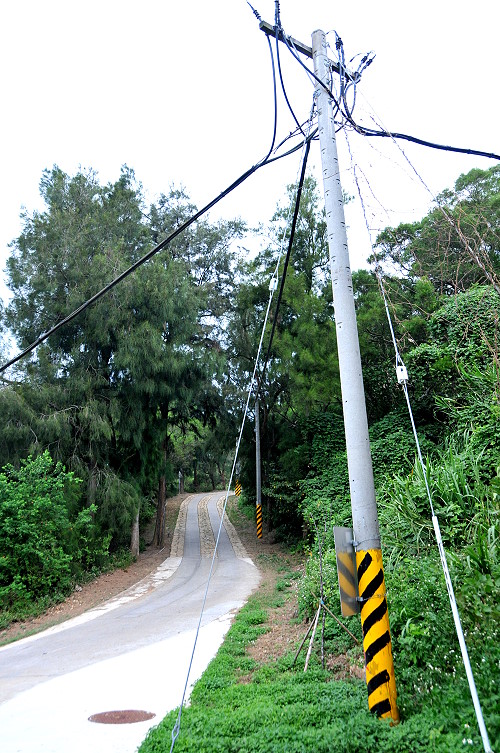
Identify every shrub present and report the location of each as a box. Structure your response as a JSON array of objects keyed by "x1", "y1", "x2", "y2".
[
  {"x1": 0, "y1": 451, "x2": 109, "y2": 609},
  {"x1": 378, "y1": 437, "x2": 497, "y2": 561}
]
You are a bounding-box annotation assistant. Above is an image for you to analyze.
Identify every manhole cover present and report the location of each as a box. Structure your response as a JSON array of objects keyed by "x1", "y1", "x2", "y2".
[{"x1": 88, "y1": 710, "x2": 156, "y2": 725}]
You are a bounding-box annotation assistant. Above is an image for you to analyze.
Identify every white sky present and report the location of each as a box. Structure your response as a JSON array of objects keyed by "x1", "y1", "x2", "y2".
[{"x1": 0, "y1": 0, "x2": 498, "y2": 310}]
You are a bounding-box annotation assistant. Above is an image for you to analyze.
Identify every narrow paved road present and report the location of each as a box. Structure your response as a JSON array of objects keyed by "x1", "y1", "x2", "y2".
[{"x1": 0, "y1": 492, "x2": 260, "y2": 753}]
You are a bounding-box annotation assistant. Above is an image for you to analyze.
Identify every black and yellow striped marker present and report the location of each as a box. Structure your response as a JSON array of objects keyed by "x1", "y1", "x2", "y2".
[
  {"x1": 234, "y1": 480, "x2": 242, "y2": 497},
  {"x1": 356, "y1": 548, "x2": 399, "y2": 723},
  {"x1": 256, "y1": 503, "x2": 263, "y2": 539}
]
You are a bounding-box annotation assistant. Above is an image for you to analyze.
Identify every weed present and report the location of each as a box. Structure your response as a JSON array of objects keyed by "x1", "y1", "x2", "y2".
[{"x1": 139, "y1": 547, "x2": 499, "y2": 753}]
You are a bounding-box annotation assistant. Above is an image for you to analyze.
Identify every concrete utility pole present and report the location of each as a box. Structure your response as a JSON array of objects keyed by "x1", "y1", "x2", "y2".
[
  {"x1": 312, "y1": 29, "x2": 399, "y2": 722},
  {"x1": 255, "y1": 399, "x2": 263, "y2": 539},
  {"x1": 255, "y1": 399, "x2": 262, "y2": 507}
]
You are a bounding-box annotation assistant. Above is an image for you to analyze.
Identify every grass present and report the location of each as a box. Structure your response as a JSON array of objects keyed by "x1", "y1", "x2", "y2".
[{"x1": 139, "y1": 556, "x2": 498, "y2": 753}]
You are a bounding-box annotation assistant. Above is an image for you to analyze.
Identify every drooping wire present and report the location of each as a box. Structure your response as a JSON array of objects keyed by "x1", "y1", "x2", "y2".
[
  {"x1": 274, "y1": 24, "x2": 305, "y2": 136},
  {"x1": 0, "y1": 24, "x2": 281, "y2": 377},
  {"x1": 357, "y1": 94, "x2": 500, "y2": 296},
  {"x1": 169, "y1": 117, "x2": 314, "y2": 753},
  {"x1": 375, "y1": 270, "x2": 492, "y2": 753},
  {"x1": 256, "y1": 135, "x2": 312, "y2": 398},
  {"x1": 330, "y1": 31, "x2": 375, "y2": 124},
  {"x1": 350, "y1": 118, "x2": 500, "y2": 161},
  {"x1": 273, "y1": 1, "x2": 305, "y2": 136},
  {"x1": 264, "y1": 31, "x2": 278, "y2": 158},
  {"x1": 333, "y1": 33, "x2": 500, "y2": 160},
  {"x1": 276, "y1": 22, "x2": 500, "y2": 161}
]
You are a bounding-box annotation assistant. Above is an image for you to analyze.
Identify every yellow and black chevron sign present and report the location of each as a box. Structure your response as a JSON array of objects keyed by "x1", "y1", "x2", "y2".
[
  {"x1": 333, "y1": 526, "x2": 359, "y2": 617},
  {"x1": 234, "y1": 480, "x2": 242, "y2": 497},
  {"x1": 337, "y1": 550, "x2": 359, "y2": 617},
  {"x1": 256, "y1": 503, "x2": 263, "y2": 539},
  {"x1": 356, "y1": 548, "x2": 399, "y2": 723}
]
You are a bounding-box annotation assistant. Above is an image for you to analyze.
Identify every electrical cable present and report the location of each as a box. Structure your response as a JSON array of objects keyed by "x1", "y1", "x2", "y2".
[
  {"x1": 265, "y1": 31, "x2": 278, "y2": 158},
  {"x1": 333, "y1": 34, "x2": 500, "y2": 161},
  {"x1": 357, "y1": 96, "x2": 500, "y2": 295},
  {"x1": 168, "y1": 106, "x2": 315, "y2": 752},
  {"x1": 272, "y1": 1, "x2": 305, "y2": 136},
  {"x1": 350, "y1": 119, "x2": 500, "y2": 161},
  {"x1": 265, "y1": 127, "x2": 317, "y2": 164},
  {"x1": 275, "y1": 24, "x2": 305, "y2": 136},
  {"x1": 277, "y1": 22, "x2": 500, "y2": 161},
  {"x1": 255, "y1": 133, "x2": 312, "y2": 399},
  {"x1": 0, "y1": 166, "x2": 254, "y2": 375},
  {"x1": 273, "y1": 121, "x2": 316, "y2": 153},
  {"x1": 2, "y1": 124, "x2": 316, "y2": 378},
  {"x1": 0, "y1": 25, "x2": 281, "y2": 377}
]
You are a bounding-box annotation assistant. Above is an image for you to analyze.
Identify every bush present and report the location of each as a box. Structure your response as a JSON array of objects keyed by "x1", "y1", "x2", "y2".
[
  {"x1": 378, "y1": 437, "x2": 497, "y2": 561},
  {"x1": 0, "y1": 451, "x2": 109, "y2": 609}
]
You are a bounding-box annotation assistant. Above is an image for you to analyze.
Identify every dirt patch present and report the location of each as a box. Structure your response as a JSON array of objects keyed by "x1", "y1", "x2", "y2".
[
  {"x1": 246, "y1": 577, "x2": 306, "y2": 664},
  {"x1": 223, "y1": 497, "x2": 311, "y2": 671},
  {"x1": 226, "y1": 499, "x2": 364, "y2": 677},
  {"x1": 326, "y1": 652, "x2": 365, "y2": 680},
  {"x1": 0, "y1": 493, "x2": 186, "y2": 646}
]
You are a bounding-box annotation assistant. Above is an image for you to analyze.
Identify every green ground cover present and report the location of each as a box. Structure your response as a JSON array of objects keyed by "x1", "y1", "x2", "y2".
[{"x1": 140, "y1": 555, "x2": 498, "y2": 753}]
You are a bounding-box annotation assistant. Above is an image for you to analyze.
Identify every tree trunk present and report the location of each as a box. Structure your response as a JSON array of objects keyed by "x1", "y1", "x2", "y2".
[
  {"x1": 179, "y1": 470, "x2": 184, "y2": 494},
  {"x1": 87, "y1": 463, "x2": 97, "y2": 506},
  {"x1": 154, "y1": 474, "x2": 167, "y2": 547},
  {"x1": 154, "y1": 419, "x2": 169, "y2": 548},
  {"x1": 216, "y1": 462, "x2": 226, "y2": 489},
  {"x1": 130, "y1": 504, "x2": 140, "y2": 559}
]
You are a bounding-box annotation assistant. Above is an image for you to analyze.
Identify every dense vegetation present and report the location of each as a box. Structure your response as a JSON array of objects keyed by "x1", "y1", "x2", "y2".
[
  {"x1": 0, "y1": 162, "x2": 499, "y2": 748},
  {"x1": 140, "y1": 552, "x2": 498, "y2": 752}
]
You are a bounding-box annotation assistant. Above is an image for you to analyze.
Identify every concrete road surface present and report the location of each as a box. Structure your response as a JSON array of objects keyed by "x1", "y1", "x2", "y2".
[{"x1": 0, "y1": 491, "x2": 261, "y2": 753}]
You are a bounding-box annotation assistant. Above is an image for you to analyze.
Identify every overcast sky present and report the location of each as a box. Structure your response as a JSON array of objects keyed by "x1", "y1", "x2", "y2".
[{"x1": 1, "y1": 0, "x2": 498, "y2": 309}]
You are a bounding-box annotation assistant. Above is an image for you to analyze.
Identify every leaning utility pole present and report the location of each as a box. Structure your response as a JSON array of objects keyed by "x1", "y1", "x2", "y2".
[{"x1": 312, "y1": 29, "x2": 399, "y2": 722}]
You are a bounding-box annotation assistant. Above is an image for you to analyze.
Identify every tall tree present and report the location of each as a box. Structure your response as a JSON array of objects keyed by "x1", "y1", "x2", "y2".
[
  {"x1": 2, "y1": 168, "x2": 244, "y2": 549},
  {"x1": 374, "y1": 164, "x2": 500, "y2": 295},
  {"x1": 227, "y1": 176, "x2": 341, "y2": 534}
]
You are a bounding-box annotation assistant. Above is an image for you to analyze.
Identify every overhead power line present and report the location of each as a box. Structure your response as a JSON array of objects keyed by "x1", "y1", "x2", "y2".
[
  {"x1": 261, "y1": 17, "x2": 500, "y2": 162},
  {"x1": 168, "y1": 115, "x2": 315, "y2": 753},
  {"x1": 256, "y1": 135, "x2": 312, "y2": 398}
]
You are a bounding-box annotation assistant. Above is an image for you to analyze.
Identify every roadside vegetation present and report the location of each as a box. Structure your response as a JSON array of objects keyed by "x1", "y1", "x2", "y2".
[
  {"x1": 140, "y1": 533, "x2": 498, "y2": 752},
  {"x1": 0, "y1": 163, "x2": 499, "y2": 748},
  {"x1": 0, "y1": 451, "x2": 132, "y2": 629}
]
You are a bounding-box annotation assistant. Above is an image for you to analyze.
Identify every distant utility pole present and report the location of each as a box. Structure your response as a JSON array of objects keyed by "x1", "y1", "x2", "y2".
[
  {"x1": 311, "y1": 29, "x2": 399, "y2": 722},
  {"x1": 255, "y1": 399, "x2": 263, "y2": 539}
]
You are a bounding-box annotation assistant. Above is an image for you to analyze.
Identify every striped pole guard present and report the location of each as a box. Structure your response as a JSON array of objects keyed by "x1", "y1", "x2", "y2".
[
  {"x1": 356, "y1": 548, "x2": 399, "y2": 723},
  {"x1": 256, "y1": 503, "x2": 263, "y2": 539}
]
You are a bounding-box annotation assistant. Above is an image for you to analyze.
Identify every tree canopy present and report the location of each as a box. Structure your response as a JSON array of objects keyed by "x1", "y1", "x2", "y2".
[{"x1": 1, "y1": 165, "x2": 244, "y2": 550}]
